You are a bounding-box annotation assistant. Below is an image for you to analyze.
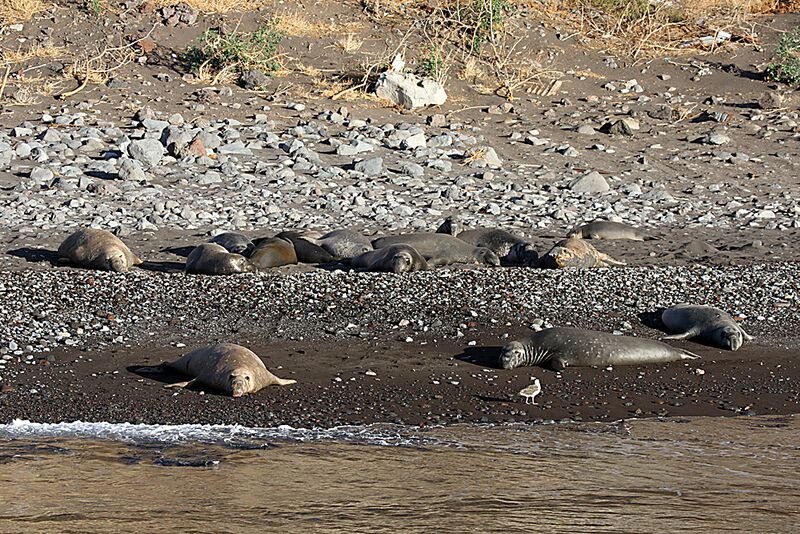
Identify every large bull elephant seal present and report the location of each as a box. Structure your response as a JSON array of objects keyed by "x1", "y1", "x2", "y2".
[
  {"x1": 350, "y1": 244, "x2": 429, "y2": 273},
  {"x1": 144, "y1": 343, "x2": 296, "y2": 397},
  {"x1": 185, "y1": 243, "x2": 254, "y2": 275},
  {"x1": 57, "y1": 228, "x2": 142, "y2": 272},
  {"x1": 661, "y1": 304, "x2": 753, "y2": 351},
  {"x1": 372, "y1": 233, "x2": 499, "y2": 267},
  {"x1": 436, "y1": 216, "x2": 537, "y2": 265},
  {"x1": 499, "y1": 327, "x2": 699, "y2": 371}
]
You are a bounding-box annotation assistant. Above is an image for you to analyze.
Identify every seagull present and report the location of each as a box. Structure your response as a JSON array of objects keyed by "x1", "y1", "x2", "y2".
[{"x1": 519, "y1": 379, "x2": 541, "y2": 405}]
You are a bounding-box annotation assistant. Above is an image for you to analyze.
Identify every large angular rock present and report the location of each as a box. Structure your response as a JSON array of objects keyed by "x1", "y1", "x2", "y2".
[
  {"x1": 127, "y1": 138, "x2": 165, "y2": 168},
  {"x1": 375, "y1": 71, "x2": 447, "y2": 110},
  {"x1": 569, "y1": 171, "x2": 609, "y2": 193}
]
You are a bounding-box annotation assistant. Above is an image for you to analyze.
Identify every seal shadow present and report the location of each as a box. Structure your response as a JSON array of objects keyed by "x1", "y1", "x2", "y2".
[
  {"x1": 7, "y1": 247, "x2": 60, "y2": 265},
  {"x1": 639, "y1": 308, "x2": 668, "y2": 334},
  {"x1": 475, "y1": 394, "x2": 511, "y2": 404},
  {"x1": 455, "y1": 345, "x2": 503, "y2": 369},
  {"x1": 126, "y1": 365, "x2": 229, "y2": 397},
  {"x1": 138, "y1": 260, "x2": 185, "y2": 273},
  {"x1": 162, "y1": 245, "x2": 196, "y2": 258}
]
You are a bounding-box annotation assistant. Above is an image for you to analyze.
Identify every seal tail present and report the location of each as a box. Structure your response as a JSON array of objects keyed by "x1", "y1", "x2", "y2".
[{"x1": 679, "y1": 349, "x2": 700, "y2": 360}]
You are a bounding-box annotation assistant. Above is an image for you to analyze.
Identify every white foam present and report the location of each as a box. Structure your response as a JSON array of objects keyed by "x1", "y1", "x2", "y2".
[{"x1": 0, "y1": 419, "x2": 437, "y2": 448}]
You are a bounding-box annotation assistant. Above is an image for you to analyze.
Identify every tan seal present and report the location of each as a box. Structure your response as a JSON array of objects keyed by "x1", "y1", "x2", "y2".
[
  {"x1": 248, "y1": 237, "x2": 298, "y2": 269},
  {"x1": 540, "y1": 237, "x2": 625, "y2": 269},
  {"x1": 57, "y1": 228, "x2": 142, "y2": 272},
  {"x1": 350, "y1": 244, "x2": 429, "y2": 273},
  {"x1": 149, "y1": 343, "x2": 297, "y2": 397},
  {"x1": 661, "y1": 304, "x2": 753, "y2": 351},
  {"x1": 185, "y1": 243, "x2": 255, "y2": 275}
]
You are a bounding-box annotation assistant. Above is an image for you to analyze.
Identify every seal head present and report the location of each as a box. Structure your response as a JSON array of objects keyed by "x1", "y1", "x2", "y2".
[
  {"x1": 499, "y1": 341, "x2": 526, "y2": 369},
  {"x1": 475, "y1": 247, "x2": 501, "y2": 267}
]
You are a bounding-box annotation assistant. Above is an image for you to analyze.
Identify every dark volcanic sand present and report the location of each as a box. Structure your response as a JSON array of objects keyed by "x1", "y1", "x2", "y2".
[{"x1": 1, "y1": 332, "x2": 797, "y2": 428}]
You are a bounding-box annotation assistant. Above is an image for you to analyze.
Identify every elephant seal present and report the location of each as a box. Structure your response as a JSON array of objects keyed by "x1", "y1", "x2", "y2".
[
  {"x1": 372, "y1": 233, "x2": 500, "y2": 267},
  {"x1": 148, "y1": 343, "x2": 296, "y2": 397},
  {"x1": 209, "y1": 232, "x2": 254, "y2": 256},
  {"x1": 274, "y1": 231, "x2": 338, "y2": 263},
  {"x1": 436, "y1": 216, "x2": 537, "y2": 266},
  {"x1": 499, "y1": 327, "x2": 699, "y2": 371},
  {"x1": 248, "y1": 237, "x2": 298, "y2": 269},
  {"x1": 185, "y1": 243, "x2": 255, "y2": 275},
  {"x1": 57, "y1": 228, "x2": 142, "y2": 272},
  {"x1": 540, "y1": 237, "x2": 625, "y2": 268},
  {"x1": 317, "y1": 229, "x2": 373, "y2": 259},
  {"x1": 350, "y1": 244, "x2": 429, "y2": 273},
  {"x1": 567, "y1": 221, "x2": 648, "y2": 241},
  {"x1": 661, "y1": 304, "x2": 753, "y2": 351}
]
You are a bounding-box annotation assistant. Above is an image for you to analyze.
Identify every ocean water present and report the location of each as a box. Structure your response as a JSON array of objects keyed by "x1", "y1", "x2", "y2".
[{"x1": 0, "y1": 415, "x2": 798, "y2": 533}]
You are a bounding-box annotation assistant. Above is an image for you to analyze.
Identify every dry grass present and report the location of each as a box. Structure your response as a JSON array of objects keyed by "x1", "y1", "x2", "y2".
[
  {"x1": 1, "y1": 43, "x2": 66, "y2": 65},
  {"x1": 153, "y1": 0, "x2": 267, "y2": 13},
  {"x1": 336, "y1": 33, "x2": 364, "y2": 54},
  {"x1": 0, "y1": 0, "x2": 49, "y2": 24}
]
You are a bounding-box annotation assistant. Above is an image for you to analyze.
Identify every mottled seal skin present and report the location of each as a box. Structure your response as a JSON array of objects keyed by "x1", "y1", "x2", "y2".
[
  {"x1": 372, "y1": 233, "x2": 500, "y2": 267},
  {"x1": 457, "y1": 229, "x2": 538, "y2": 266},
  {"x1": 350, "y1": 244, "x2": 429, "y2": 273},
  {"x1": 661, "y1": 304, "x2": 753, "y2": 351},
  {"x1": 57, "y1": 228, "x2": 142, "y2": 272},
  {"x1": 185, "y1": 243, "x2": 255, "y2": 275},
  {"x1": 567, "y1": 221, "x2": 648, "y2": 241},
  {"x1": 154, "y1": 343, "x2": 296, "y2": 397},
  {"x1": 540, "y1": 237, "x2": 625, "y2": 269},
  {"x1": 318, "y1": 229, "x2": 373, "y2": 259},
  {"x1": 209, "y1": 232, "x2": 255, "y2": 256},
  {"x1": 248, "y1": 237, "x2": 298, "y2": 269},
  {"x1": 274, "y1": 231, "x2": 338, "y2": 263},
  {"x1": 499, "y1": 327, "x2": 699, "y2": 371}
]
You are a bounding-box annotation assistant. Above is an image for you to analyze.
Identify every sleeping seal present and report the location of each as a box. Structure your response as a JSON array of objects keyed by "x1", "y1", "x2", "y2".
[
  {"x1": 499, "y1": 327, "x2": 699, "y2": 370},
  {"x1": 274, "y1": 231, "x2": 338, "y2": 263},
  {"x1": 57, "y1": 228, "x2": 142, "y2": 272},
  {"x1": 209, "y1": 232, "x2": 255, "y2": 256},
  {"x1": 436, "y1": 216, "x2": 537, "y2": 265},
  {"x1": 567, "y1": 221, "x2": 648, "y2": 241},
  {"x1": 661, "y1": 304, "x2": 753, "y2": 351},
  {"x1": 317, "y1": 229, "x2": 373, "y2": 259},
  {"x1": 540, "y1": 237, "x2": 625, "y2": 268},
  {"x1": 146, "y1": 343, "x2": 296, "y2": 397},
  {"x1": 350, "y1": 244, "x2": 429, "y2": 273},
  {"x1": 248, "y1": 237, "x2": 297, "y2": 269},
  {"x1": 185, "y1": 243, "x2": 255, "y2": 275},
  {"x1": 372, "y1": 233, "x2": 500, "y2": 267}
]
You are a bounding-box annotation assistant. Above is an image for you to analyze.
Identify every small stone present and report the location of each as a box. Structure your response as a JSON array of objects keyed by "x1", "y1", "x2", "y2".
[{"x1": 240, "y1": 69, "x2": 270, "y2": 90}]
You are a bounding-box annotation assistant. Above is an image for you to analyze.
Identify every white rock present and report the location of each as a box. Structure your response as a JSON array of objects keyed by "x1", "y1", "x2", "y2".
[
  {"x1": 375, "y1": 71, "x2": 447, "y2": 110},
  {"x1": 569, "y1": 171, "x2": 610, "y2": 193}
]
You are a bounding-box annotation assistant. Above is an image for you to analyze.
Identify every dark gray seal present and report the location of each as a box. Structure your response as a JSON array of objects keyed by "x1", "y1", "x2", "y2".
[
  {"x1": 372, "y1": 233, "x2": 500, "y2": 267},
  {"x1": 274, "y1": 231, "x2": 338, "y2": 263},
  {"x1": 567, "y1": 221, "x2": 648, "y2": 241},
  {"x1": 318, "y1": 229, "x2": 373, "y2": 259},
  {"x1": 185, "y1": 243, "x2": 255, "y2": 275},
  {"x1": 209, "y1": 232, "x2": 255, "y2": 256},
  {"x1": 661, "y1": 304, "x2": 753, "y2": 351},
  {"x1": 350, "y1": 244, "x2": 429, "y2": 273},
  {"x1": 436, "y1": 216, "x2": 537, "y2": 265},
  {"x1": 499, "y1": 327, "x2": 699, "y2": 370}
]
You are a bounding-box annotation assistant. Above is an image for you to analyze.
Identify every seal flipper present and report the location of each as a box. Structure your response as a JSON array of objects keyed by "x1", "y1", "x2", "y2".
[
  {"x1": 679, "y1": 349, "x2": 700, "y2": 360},
  {"x1": 740, "y1": 327, "x2": 754, "y2": 341},
  {"x1": 549, "y1": 358, "x2": 568, "y2": 371},
  {"x1": 661, "y1": 327, "x2": 701, "y2": 341},
  {"x1": 164, "y1": 378, "x2": 197, "y2": 389}
]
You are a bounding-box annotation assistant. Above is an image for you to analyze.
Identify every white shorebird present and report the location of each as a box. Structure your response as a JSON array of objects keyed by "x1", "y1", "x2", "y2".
[{"x1": 519, "y1": 379, "x2": 541, "y2": 405}]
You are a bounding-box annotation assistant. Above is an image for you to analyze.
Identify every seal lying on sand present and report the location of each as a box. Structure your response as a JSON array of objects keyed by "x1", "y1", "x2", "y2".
[
  {"x1": 317, "y1": 229, "x2": 372, "y2": 258},
  {"x1": 209, "y1": 232, "x2": 255, "y2": 256},
  {"x1": 57, "y1": 228, "x2": 142, "y2": 272},
  {"x1": 499, "y1": 327, "x2": 699, "y2": 370},
  {"x1": 567, "y1": 221, "x2": 648, "y2": 241},
  {"x1": 274, "y1": 231, "x2": 338, "y2": 263},
  {"x1": 540, "y1": 238, "x2": 624, "y2": 268},
  {"x1": 372, "y1": 233, "x2": 500, "y2": 267},
  {"x1": 436, "y1": 216, "x2": 537, "y2": 265},
  {"x1": 185, "y1": 243, "x2": 255, "y2": 275},
  {"x1": 350, "y1": 244, "x2": 429, "y2": 273},
  {"x1": 145, "y1": 343, "x2": 296, "y2": 397},
  {"x1": 661, "y1": 304, "x2": 753, "y2": 351},
  {"x1": 248, "y1": 237, "x2": 297, "y2": 269}
]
